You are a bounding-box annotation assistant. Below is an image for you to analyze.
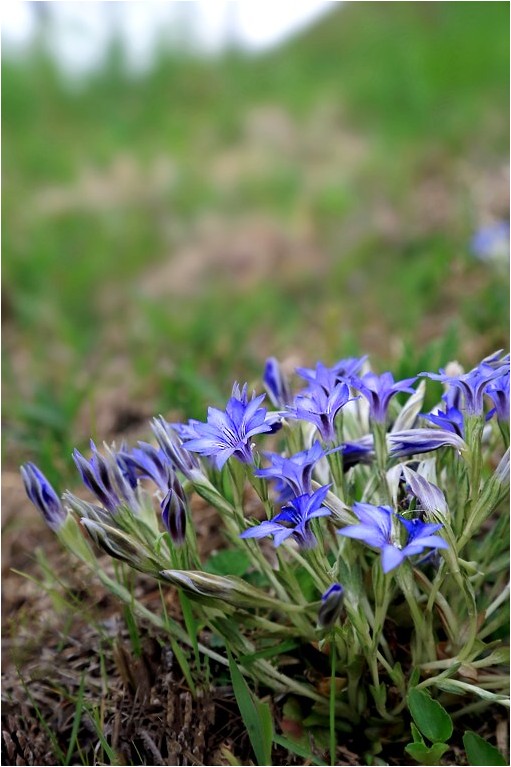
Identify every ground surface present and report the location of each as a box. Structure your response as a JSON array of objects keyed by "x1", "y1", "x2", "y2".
[{"x1": 2, "y1": 3, "x2": 509, "y2": 764}]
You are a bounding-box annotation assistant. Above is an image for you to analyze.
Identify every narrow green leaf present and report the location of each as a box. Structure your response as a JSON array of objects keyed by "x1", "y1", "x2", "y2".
[
  {"x1": 463, "y1": 731, "x2": 507, "y2": 766},
  {"x1": 408, "y1": 687, "x2": 453, "y2": 742},
  {"x1": 239, "y1": 639, "x2": 299, "y2": 664},
  {"x1": 64, "y1": 673, "x2": 86, "y2": 765},
  {"x1": 405, "y1": 741, "x2": 450, "y2": 765},
  {"x1": 273, "y1": 734, "x2": 328, "y2": 766},
  {"x1": 227, "y1": 649, "x2": 273, "y2": 766}
]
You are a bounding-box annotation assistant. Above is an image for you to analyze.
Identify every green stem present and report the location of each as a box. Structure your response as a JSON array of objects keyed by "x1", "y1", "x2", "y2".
[
  {"x1": 372, "y1": 420, "x2": 391, "y2": 504},
  {"x1": 329, "y1": 639, "x2": 337, "y2": 767}
]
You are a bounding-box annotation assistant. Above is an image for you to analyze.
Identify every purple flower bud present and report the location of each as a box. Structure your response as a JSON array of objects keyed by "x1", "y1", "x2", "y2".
[
  {"x1": 317, "y1": 583, "x2": 344, "y2": 630},
  {"x1": 151, "y1": 417, "x2": 201, "y2": 479},
  {"x1": 161, "y1": 481, "x2": 187, "y2": 545},
  {"x1": 21, "y1": 463, "x2": 66, "y2": 532}
]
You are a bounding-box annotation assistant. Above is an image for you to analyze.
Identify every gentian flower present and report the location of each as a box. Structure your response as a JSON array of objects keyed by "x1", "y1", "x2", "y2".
[
  {"x1": 296, "y1": 356, "x2": 367, "y2": 393},
  {"x1": 317, "y1": 583, "x2": 344, "y2": 630},
  {"x1": 287, "y1": 382, "x2": 351, "y2": 442},
  {"x1": 151, "y1": 416, "x2": 202, "y2": 479},
  {"x1": 389, "y1": 428, "x2": 466, "y2": 457},
  {"x1": 420, "y1": 359, "x2": 508, "y2": 416},
  {"x1": 352, "y1": 372, "x2": 416, "y2": 423},
  {"x1": 240, "y1": 484, "x2": 332, "y2": 548},
  {"x1": 254, "y1": 441, "x2": 326, "y2": 497},
  {"x1": 338, "y1": 502, "x2": 448, "y2": 573},
  {"x1": 263, "y1": 357, "x2": 292, "y2": 408},
  {"x1": 118, "y1": 441, "x2": 172, "y2": 492},
  {"x1": 470, "y1": 221, "x2": 510, "y2": 264},
  {"x1": 486, "y1": 371, "x2": 510, "y2": 421},
  {"x1": 161, "y1": 476, "x2": 188, "y2": 545},
  {"x1": 341, "y1": 438, "x2": 375, "y2": 469},
  {"x1": 182, "y1": 383, "x2": 274, "y2": 469},
  {"x1": 73, "y1": 441, "x2": 138, "y2": 512},
  {"x1": 21, "y1": 463, "x2": 66, "y2": 531},
  {"x1": 422, "y1": 406, "x2": 465, "y2": 437}
]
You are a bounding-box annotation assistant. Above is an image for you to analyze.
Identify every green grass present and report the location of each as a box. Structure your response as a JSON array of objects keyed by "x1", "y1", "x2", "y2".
[{"x1": 3, "y1": 1, "x2": 509, "y2": 476}]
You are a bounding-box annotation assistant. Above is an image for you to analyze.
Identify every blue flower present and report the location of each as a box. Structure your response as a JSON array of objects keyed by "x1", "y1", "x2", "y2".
[
  {"x1": 486, "y1": 370, "x2": 510, "y2": 421},
  {"x1": 182, "y1": 383, "x2": 274, "y2": 469},
  {"x1": 317, "y1": 583, "x2": 344, "y2": 630},
  {"x1": 151, "y1": 416, "x2": 202, "y2": 479},
  {"x1": 118, "y1": 441, "x2": 172, "y2": 492},
  {"x1": 73, "y1": 441, "x2": 137, "y2": 512},
  {"x1": 341, "y1": 438, "x2": 375, "y2": 469},
  {"x1": 422, "y1": 406, "x2": 465, "y2": 437},
  {"x1": 254, "y1": 441, "x2": 326, "y2": 497},
  {"x1": 421, "y1": 357, "x2": 509, "y2": 416},
  {"x1": 161, "y1": 477, "x2": 188, "y2": 545},
  {"x1": 338, "y1": 502, "x2": 448, "y2": 573},
  {"x1": 240, "y1": 484, "x2": 332, "y2": 548},
  {"x1": 296, "y1": 356, "x2": 367, "y2": 393},
  {"x1": 389, "y1": 428, "x2": 466, "y2": 458},
  {"x1": 470, "y1": 221, "x2": 510, "y2": 264},
  {"x1": 263, "y1": 357, "x2": 292, "y2": 408},
  {"x1": 287, "y1": 382, "x2": 351, "y2": 442},
  {"x1": 21, "y1": 462, "x2": 66, "y2": 532},
  {"x1": 353, "y1": 372, "x2": 416, "y2": 423}
]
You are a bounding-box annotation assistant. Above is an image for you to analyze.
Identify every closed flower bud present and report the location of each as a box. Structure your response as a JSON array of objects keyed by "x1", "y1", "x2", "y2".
[
  {"x1": 21, "y1": 463, "x2": 66, "y2": 532},
  {"x1": 160, "y1": 483, "x2": 187, "y2": 546},
  {"x1": 317, "y1": 583, "x2": 344, "y2": 631}
]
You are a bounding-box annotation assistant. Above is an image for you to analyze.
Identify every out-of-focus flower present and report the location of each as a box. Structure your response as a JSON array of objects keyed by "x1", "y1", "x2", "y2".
[
  {"x1": 240, "y1": 484, "x2": 332, "y2": 548},
  {"x1": 21, "y1": 463, "x2": 66, "y2": 531},
  {"x1": 73, "y1": 441, "x2": 135, "y2": 512},
  {"x1": 421, "y1": 357, "x2": 508, "y2": 415},
  {"x1": 296, "y1": 356, "x2": 367, "y2": 393},
  {"x1": 263, "y1": 357, "x2": 292, "y2": 408},
  {"x1": 470, "y1": 221, "x2": 510, "y2": 264},
  {"x1": 287, "y1": 382, "x2": 351, "y2": 442},
  {"x1": 341, "y1": 438, "x2": 375, "y2": 469},
  {"x1": 352, "y1": 372, "x2": 416, "y2": 423},
  {"x1": 486, "y1": 370, "x2": 510, "y2": 421},
  {"x1": 338, "y1": 502, "x2": 448, "y2": 573},
  {"x1": 317, "y1": 583, "x2": 344, "y2": 630},
  {"x1": 182, "y1": 383, "x2": 273, "y2": 469},
  {"x1": 118, "y1": 441, "x2": 172, "y2": 492},
  {"x1": 422, "y1": 405, "x2": 465, "y2": 437},
  {"x1": 255, "y1": 441, "x2": 326, "y2": 497},
  {"x1": 151, "y1": 416, "x2": 202, "y2": 480}
]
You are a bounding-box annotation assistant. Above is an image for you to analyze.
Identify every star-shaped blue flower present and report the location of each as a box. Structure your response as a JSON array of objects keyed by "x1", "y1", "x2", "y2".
[
  {"x1": 287, "y1": 382, "x2": 351, "y2": 442},
  {"x1": 352, "y1": 372, "x2": 416, "y2": 423},
  {"x1": 296, "y1": 356, "x2": 367, "y2": 394},
  {"x1": 421, "y1": 355, "x2": 509, "y2": 416},
  {"x1": 338, "y1": 502, "x2": 448, "y2": 573},
  {"x1": 182, "y1": 383, "x2": 274, "y2": 469},
  {"x1": 254, "y1": 441, "x2": 326, "y2": 497},
  {"x1": 240, "y1": 484, "x2": 332, "y2": 548}
]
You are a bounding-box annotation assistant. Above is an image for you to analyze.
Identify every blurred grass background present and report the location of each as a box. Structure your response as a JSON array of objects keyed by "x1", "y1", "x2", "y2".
[{"x1": 3, "y1": 1, "x2": 509, "y2": 483}]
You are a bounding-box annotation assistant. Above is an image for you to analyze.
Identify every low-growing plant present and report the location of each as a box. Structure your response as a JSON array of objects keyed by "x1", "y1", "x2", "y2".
[{"x1": 21, "y1": 349, "x2": 509, "y2": 764}]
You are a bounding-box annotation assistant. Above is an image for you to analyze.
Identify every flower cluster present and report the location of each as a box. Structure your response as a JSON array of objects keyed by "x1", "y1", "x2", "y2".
[{"x1": 19, "y1": 348, "x2": 510, "y2": 732}]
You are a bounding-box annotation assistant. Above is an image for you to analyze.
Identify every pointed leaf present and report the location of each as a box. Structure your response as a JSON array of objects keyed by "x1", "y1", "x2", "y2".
[{"x1": 463, "y1": 731, "x2": 507, "y2": 766}]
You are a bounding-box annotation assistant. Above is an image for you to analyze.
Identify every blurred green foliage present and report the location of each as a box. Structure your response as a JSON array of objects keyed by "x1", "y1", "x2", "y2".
[{"x1": 3, "y1": 1, "x2": 509, "y2": 477}]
